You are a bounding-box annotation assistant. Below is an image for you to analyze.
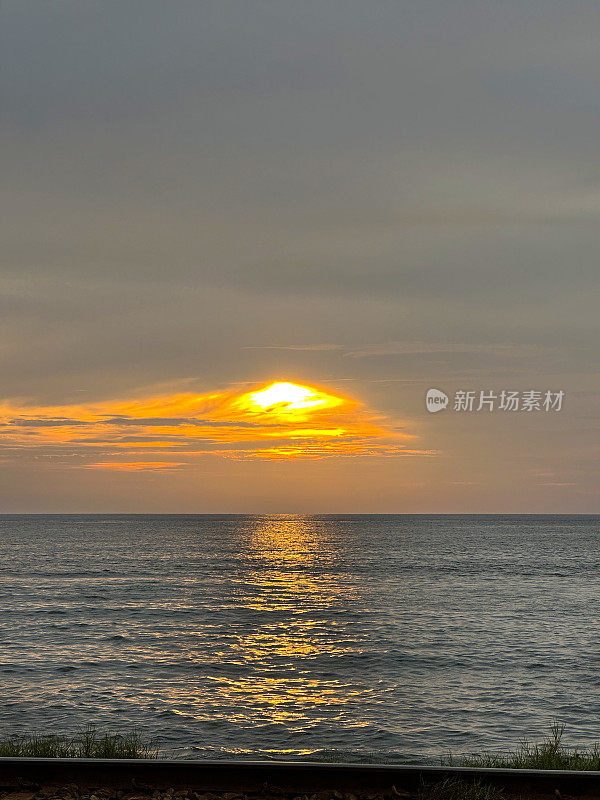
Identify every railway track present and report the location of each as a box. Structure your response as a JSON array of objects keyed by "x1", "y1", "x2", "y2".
[{"x1": 1, "y1": 759, "x2": 600, "y2": 799}]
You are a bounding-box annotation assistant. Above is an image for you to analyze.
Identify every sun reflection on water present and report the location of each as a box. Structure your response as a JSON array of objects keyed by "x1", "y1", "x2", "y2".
[{"x1": 196, "y1": 515, "x2": 370, "y2": 727}]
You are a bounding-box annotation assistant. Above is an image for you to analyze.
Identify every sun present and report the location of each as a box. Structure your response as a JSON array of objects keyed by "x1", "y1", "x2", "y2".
[
  {"x1": 249, "y1": 382, "x2": 323, "y2": 410},
  {"x1": 235, "y1": 381, "x2": 345, "y2": 415}
]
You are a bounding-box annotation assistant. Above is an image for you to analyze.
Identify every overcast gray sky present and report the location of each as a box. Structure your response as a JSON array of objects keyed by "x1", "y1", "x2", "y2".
[{"x1": 1, "y1": 1, "x2": 598, "y2": 512}]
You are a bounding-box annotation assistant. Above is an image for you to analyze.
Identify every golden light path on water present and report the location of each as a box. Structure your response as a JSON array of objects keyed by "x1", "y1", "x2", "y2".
[{"x1": 154, "y1": 516, "x2": 374, "y2": 744}]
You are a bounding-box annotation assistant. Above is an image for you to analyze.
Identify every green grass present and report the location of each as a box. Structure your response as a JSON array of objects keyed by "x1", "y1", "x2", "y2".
[
  {"x1": 1, "y1": 721, "x2": 599, "y2": 774},
  {"x1": 0, "y1": 725, "x2": 157, "y2": 759},
  {"x1": 442, "y1": 722, "x2": 600, "y2": 771},
  {"x1": 421, "y1": 724, "x2": 600, "y2": 800}
]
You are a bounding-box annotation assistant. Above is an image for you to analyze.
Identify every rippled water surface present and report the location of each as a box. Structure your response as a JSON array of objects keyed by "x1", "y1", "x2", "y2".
[{"x1": 1, "y1": 514, "x2": 599, "y2": 761}]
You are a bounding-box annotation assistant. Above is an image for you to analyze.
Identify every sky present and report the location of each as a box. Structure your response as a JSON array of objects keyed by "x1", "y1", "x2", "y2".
[{"x1": 1, "y1": 0, "x2": 598, "y2": 512}]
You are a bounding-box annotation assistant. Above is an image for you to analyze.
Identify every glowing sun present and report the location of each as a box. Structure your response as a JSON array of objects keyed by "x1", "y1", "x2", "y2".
[{"x1": 236, "y1": 381, "x2": 345, "y2": 415}]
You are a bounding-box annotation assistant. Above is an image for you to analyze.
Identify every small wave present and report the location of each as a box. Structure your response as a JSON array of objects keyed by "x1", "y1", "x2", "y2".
[{"x1": 33, "y1": 609, "x2": 67, "y2": 615}]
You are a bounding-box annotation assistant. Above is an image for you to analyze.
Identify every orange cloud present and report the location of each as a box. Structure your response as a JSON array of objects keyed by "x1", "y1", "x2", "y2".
[
  {"x1": 0, "y1": 380, "x2": 431, "y2": 470},
  {"x1": 84, "y1": 461, "x2": 187, "y2": 472}
]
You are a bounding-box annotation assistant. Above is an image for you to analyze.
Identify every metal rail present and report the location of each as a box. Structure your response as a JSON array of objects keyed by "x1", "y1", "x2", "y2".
[{"x1": 1, "y1": 758, "x2": 600, "y2": 796}]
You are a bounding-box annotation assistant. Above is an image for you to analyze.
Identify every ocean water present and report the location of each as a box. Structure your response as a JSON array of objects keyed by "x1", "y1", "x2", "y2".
[{"x1": 1, "y1": 514, "x2": 599, "y2": 763}]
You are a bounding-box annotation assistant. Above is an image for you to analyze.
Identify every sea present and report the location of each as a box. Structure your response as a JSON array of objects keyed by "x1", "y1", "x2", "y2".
[{"x1": 1, "y1": 514, "x2": 599, "y2": 763}]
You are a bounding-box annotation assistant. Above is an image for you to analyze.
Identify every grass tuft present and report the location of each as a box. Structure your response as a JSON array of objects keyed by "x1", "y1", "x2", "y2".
[
  {"x1": 0, "y1": 725, "x2": 157, "y2": 759},
  {"x1": 419, "y1": 776, "x2": 506, "y2": 800},
  {"x1": 442, "y1": 722, "x2": 600, "y2": 771}
]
